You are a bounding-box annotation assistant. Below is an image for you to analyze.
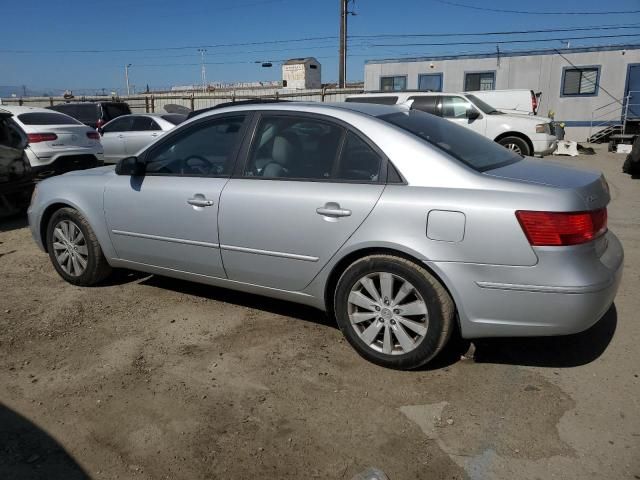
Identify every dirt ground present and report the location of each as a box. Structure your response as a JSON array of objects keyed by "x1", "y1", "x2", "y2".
[{"x1": 0, "y1": 145, "x2": 638, "y2": 480}]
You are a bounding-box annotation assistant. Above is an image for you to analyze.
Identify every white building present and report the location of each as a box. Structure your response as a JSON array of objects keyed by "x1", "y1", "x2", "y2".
[
  {"x1": 282, "y1": 58, "x2": 322, "y2": 90},
  {"x1": 364, "y1": 44, "x2": 640, "y2": 141}
]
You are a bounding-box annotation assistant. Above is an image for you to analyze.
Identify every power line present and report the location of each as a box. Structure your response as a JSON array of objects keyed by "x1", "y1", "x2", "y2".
[
  {"x1": 431, "y1": 0, "x2": 640, "y2": 15},
  {"x1": 350, "y1": 23, "x2": 640, "y2": 39},
  {"x1": 3, "y1": 23, "x2": 639, "y2": 55},
  {"x1": 371, "y1": 32, "x2": 640, "y2": 48}
]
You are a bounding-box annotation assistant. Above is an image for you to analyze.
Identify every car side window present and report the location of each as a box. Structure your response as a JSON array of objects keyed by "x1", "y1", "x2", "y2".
[
  {"x1": 144, "y1": 115, "x2": 245, "y2": 177},
  {"x1": 440, "y1": 96, "x2": 471, "y2": 119},
  {"x1": 243, "y1": 115, "x2": 344, "y2": 180},
  {"x1": 131, "y1": 116, "x2": 161, "y2": 131},
  {"x1": 103, "y1": 117, "x2": 133, "y2": 133},
  {"x1": 409, "y1": 96, "x2": 440, "y2": 115},
  {"x1": 335, "y1": 132, "x2": 382, "y2": 182}
]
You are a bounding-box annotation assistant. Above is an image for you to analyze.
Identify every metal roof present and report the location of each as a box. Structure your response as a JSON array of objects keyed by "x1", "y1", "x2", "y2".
[
  {"x1": 284, "y1": 57, "x2": 320, "y2": 65},
  {"x1": 364, "y1": 43, "x2": 640, "y2": 65}
]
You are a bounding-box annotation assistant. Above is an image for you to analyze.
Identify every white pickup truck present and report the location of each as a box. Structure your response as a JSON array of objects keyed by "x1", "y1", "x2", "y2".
[{"x1": 345, "y1": 91, "x2": 556, "y2": 157}]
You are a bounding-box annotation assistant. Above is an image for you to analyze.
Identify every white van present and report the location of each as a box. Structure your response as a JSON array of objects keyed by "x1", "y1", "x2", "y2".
[
  {"x1": 465, "y1": 89, "x2": 540, "y2": 116},
  {"x1": 345, "y1": 92, "x2": 556, "y2": 157}
]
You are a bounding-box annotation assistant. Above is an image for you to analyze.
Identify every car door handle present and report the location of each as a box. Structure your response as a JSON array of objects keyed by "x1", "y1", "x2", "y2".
[
  {"x1": 117, "y1": 134, "x2": 124, "y2": 138},
  {"x1": 187, "y1": 197, "x2": 214, "y2": 207},
  {"x1": 151, "y1": 133, "x2": 159, "y2": 137},
  {"x1": 316, "y1": 204, "x2": 352, "y2": 217}
]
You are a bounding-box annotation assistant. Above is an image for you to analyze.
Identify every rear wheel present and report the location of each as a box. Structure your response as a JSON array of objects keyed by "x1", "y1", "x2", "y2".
[
  {"x1": 334, "y1": 255, "x2": 454, "y2": 370},
  {"x1": 46, "y1": 207, "x2": 112, "y2": 286},
  {"x1": 498, "y1": 136, "x2": 531, "y2": 156}
]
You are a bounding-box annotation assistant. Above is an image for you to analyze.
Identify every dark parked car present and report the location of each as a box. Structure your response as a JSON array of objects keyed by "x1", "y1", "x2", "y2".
[
  {"x1": 48, "y1": 102, "x2": 132, "y2": 129},
  {"x1": 0, "y1": 108, "x2": 33, "y2": 217}
]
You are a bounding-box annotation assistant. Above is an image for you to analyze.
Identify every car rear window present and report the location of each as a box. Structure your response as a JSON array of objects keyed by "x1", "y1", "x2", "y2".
[
  {"x1": 50, "y1": 104, "x2": 98, "y2": 123},
  {"x1": 103, "y1": 103, "x2": 131, "y2": 120},
  {"x1": 379, "y1": 110, "x2": 521, "y2": 172},
  {"x1": 18, "y1": 112, "x2": 82, "y2": 125},
  {"x1": 345, "y1": 96, "x2": 398, "y2": 105},
  {"x1": 161, "y1": 114, "x2": 186, "y2": 125}
]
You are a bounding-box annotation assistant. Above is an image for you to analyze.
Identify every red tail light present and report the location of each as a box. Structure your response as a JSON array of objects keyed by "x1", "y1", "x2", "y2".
[
  {"x1": 27, "y1": 133, "x2": 58, "y2": 143},
  {"x1": 86, "y1": 131, "x2": 100, "y2": 140},
  {"x1": 516, "y1": 209, "x2": 607, "y2": 246}
]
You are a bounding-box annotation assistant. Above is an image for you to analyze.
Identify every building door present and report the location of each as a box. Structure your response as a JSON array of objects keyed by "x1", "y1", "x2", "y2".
[{"x1": 625, "y1": 64, "x2": 640, "y2": 119}]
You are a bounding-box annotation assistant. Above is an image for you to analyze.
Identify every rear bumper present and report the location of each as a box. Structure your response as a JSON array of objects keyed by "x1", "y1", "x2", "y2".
[
  {"x1": 30, "y1": 154, "x2": 104, "y2": 179},
  {"x1": 430, "y1": 231, "x2": 624, "y2": 338}
]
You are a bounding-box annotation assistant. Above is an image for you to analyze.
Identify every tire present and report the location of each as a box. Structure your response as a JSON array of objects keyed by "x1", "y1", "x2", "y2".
[
  {"x1": 497, "y1": 136, "x2": 531, "y2": 156},
  {"x1": 45, "y1": 207, "x2": 112, "y2": 286},
  {"x1": 334, "y1": 255, "x2": 455, "y2": 370}
]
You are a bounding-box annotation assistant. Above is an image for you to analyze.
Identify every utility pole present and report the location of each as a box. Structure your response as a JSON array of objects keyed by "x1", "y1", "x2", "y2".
[
  {"x1": 198, "y1": 48, "x2": 207, "y2": 93},
  {"x1": 338, "y1": 0, "x2": 346, "y2": 88},
  {"x1": 125, "y1": 64, "x2": 132, "y2": 96},
  {"x1": 338, "y1": 0, "x2": 356, "y2": 88}
]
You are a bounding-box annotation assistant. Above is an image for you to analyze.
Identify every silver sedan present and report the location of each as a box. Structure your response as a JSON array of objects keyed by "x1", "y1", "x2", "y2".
[
  {"x1": 99, "y1": 113, "x2": 186, "y2": 164},
  {"x1": 27, "y1": 102, "x2": 623, "y2": 369}
]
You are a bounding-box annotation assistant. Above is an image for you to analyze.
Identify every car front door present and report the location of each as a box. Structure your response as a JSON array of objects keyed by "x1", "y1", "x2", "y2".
[
  {"x1": 100, "y1": 116, "x2": 133, "y2": 163},
  {"x1": 124, "y1": 116, "x2": 164, "y2": 156},
  {"x1": 218, "y1": 113, "x2": 386, "y2": 291},
  {"x1": 439, "y1": 95, "x2": 486, "y2": 136},
  {"x1": 103, "y1": 114, "x2": 249, "y2": 277}
]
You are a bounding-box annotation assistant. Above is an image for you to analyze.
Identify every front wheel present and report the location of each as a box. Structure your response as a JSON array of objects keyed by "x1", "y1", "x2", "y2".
[
  {"x1": 46, "y1": 207, "x2": 112, "y2": 286},
  {"x1": 498, "y1": 136, "x2": 531, "y2": 156},
  {"x1": 334, "y1": 255, "x2": 455, "y2": 370}
]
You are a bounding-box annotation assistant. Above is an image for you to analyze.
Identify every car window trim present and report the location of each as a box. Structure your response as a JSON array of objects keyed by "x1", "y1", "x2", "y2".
[
  {"x1": 232, "y1": 110, "x2": 395, "y2": 185},
  {"x1": 139, "y1": 112, "x2": 252, "y2": 179}
]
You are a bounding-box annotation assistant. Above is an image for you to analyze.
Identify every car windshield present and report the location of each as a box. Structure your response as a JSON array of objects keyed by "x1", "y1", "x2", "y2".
[
  {"x1": 465, "y1": 94, "x2": 502, "y2": 114},
  {"x1": 18, "y1": 112, "x2": 82, "y2": 125},
  {"x1": 379, "y1": 109, "x2": 522, "y2": 172}
]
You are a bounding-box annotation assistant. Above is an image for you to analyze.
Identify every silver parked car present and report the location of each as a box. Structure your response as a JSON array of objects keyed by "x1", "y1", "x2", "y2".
[
  {"x1": 27, "y1": 102, "x2": 623, "y2": 369},
  {"x1": 99, "y1": 113, "x2": 186, "y2": 163}
]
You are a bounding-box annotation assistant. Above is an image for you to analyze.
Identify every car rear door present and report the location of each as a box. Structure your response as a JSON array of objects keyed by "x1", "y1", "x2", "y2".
[
  {"x1": 218, "y1": 112, "x2": 386, "y2": 291},
  {"x1": 100, "y1": 116, "x2": 133, "y2": 163},
  {"x1": 103, "y1": 114, "x2": 249, "y2": 277},
  {"x1": 124, "y1": 116, "x2": 163, "y2": 155}
]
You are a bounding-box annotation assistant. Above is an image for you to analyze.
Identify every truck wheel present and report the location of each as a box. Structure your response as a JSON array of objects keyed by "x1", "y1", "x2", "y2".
[{"x1": 498, "y1": 136, "x2": 531, "y2": 156}]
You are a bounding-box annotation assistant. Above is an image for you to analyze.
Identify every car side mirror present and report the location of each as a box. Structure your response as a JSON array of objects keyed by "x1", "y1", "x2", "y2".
[
  {"x1": 467, "y1": 108, "x2": 480, "y2": 120},
  {"x1": 115, "y1": 156, "x2": 146, "y2": 176}
]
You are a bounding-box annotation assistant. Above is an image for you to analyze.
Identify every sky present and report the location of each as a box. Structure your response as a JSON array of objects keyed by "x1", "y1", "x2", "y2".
[{"x1": 1, "y1": 0, "x2": 640, "y2": 95}]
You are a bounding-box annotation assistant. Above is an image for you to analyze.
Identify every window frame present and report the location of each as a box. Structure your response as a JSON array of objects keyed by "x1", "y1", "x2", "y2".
[
  {"x1": 380, "y1": 75, "x2": 408, "y2": 92},
  {"x1": 560, "y1": 65, "x2": 601, "y2": 97},
  {"x1": 138, "y1": 112, "x2": 251, "y2": 178},
  {"x1": 463, "y1": 70, "x2": 496, "y2": 92},
  {"x1": 417, "y1": 73, "x2": 444, "y2": 92},
  {"x1": 233, "y1": 111, "x2": 398, "y2": 185}
]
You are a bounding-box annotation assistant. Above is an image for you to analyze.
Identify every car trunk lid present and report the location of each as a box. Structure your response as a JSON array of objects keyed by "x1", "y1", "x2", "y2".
[
  {"x1": 485, "y1": 158, "x2": 610, "y2": 209},
  {"x1": 37, "y1": 125, "x2": 96, "y2": 149}
]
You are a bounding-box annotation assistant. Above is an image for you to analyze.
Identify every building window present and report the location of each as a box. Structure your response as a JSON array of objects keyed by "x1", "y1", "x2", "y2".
[
  {"x1": 464, "y1": 71, "x2": 495, "y2": 91},
  {"x1": 561, "y1": 66, "x2": 600, "y2": 96},
  {"x1": 418, "y1": 73, "x2": 443, "y2": 92},
  {"x1": 380, "y1": 76, "x2": 407, "y2": 92}
]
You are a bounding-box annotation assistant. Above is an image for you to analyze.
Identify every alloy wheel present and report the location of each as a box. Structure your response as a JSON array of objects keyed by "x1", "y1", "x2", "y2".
[
  {"x1": 52, "y1": 220, "x2": 89, "y2": 277},
  {"x1": 505, "y1": 143, "x2": 522, "y2": 154},
  {"x1": 347, "y1": 272, "x2": 429, "y2": 355}
]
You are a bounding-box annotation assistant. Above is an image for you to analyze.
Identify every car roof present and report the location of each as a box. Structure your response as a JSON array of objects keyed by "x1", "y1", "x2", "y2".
[
  {"x1": 0, "y1": 105, "x2": 58, "y2": 114},
  {"x1": 193, "y1": 101, "x2": 406, "y2": 120}
]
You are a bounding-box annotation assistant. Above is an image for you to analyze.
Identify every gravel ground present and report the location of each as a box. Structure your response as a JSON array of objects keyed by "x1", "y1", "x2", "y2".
[{"x1": 0, "y1": 145, "x2": 638, "y2": 480}]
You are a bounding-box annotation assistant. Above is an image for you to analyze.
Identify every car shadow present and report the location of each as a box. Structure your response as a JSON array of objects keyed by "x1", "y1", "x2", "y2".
[
  {"x1": 470, "y1": 304, "x2": 618, "y2": 368},
  {"x1": 0, "y1": 214, "x2": 28, "y2": 233},
  {"x1": 0, "y1": 403, "x2": 89, "y2": 480},
  {"x1": 140, "y1": 275, "x2": 338, "y2": 329},
  {"x1": 109, "y1": 273, "x2": 617, "y2": 370}
]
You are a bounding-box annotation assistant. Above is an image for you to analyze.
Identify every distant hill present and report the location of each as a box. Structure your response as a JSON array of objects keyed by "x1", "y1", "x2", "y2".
[{"x1": 0, "y1": 86, "x2": 64, "y2": 98}]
